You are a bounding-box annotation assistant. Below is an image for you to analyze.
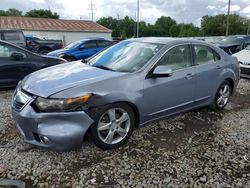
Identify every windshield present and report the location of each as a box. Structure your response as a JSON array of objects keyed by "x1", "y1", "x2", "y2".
[
  {"x1": 65, "y1": 40, "x2": 84, "y2": 49},
  {"x1": 88, "y1": 41, "x2": 163, "y2": 72},
  {"x1": 219, "y1": 36, "x2": 244, "y2": 45}
]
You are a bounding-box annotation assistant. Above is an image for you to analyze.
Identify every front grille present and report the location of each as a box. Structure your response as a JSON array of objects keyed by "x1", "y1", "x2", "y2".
[
  {"x1": 13, "y1": 100, "x2": 25, "y2": 111},
  {"x1": 241, "y1": 67, "x2": 250, "y2": 75}
]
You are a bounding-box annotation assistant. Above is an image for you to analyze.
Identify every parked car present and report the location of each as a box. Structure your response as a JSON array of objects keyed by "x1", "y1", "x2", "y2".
[
  {"x1": 47, "y1": 38, "x2": 113, "y2": 61},
  {"x1": 12, "y1": 38, "x2": 240, "y2": 151},
  {"x1": 0, "y1": 29, "x2": 26, "y2": 49},
  {"x1": 216, "y1": 35, "x2": 250, "y2": 54},
  {"x1": 26, "y1": 35, "x2": 64, "y2": 54},
  {"x1": 233, "y1": 45, "x2": 250, "y2": 78},
  {"x1": 0, "y1": 40, "x2": 66, "y2": 88}
]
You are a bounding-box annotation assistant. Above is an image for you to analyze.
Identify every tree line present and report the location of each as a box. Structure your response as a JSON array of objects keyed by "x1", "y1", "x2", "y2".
[
  {"x1": 97, "y1": 14, "x2": 249, "y2": 38},
  {"x1": 0, "y1": 8, "x2": 249, "y2": 37},
  {"x1": 0, "y1": 8, "x2": 59, "y2": 19}
]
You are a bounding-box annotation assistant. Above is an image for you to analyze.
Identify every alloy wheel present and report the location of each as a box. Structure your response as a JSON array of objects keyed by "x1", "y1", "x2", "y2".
[
  {"x1": 97, "y1": 108, "x2": 131, "y2": 145},
  {"x1": 217, "y1": 84, "x2": 230, "y2": 108}
]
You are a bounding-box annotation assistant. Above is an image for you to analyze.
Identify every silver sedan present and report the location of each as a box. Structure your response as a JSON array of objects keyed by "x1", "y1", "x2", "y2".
[{"x1": 12, "y1": 38, "x2": 240, "y2": 151}]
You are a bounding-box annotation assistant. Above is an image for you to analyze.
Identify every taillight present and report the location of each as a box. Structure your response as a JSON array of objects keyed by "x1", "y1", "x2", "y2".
[{"x1": 59, "y1": 42, "x2": 64, "y2": 49}]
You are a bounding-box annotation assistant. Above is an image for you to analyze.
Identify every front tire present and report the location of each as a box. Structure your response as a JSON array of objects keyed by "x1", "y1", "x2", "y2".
[
  {"x1": 212, "y1": 80, "x2": 231, "y2": 110},
  {"x1": 90, "y1": 103, "x2": 135, "y2": 150}
]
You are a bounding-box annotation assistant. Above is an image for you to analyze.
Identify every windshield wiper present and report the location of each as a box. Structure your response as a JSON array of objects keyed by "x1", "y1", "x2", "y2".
[{"x1": 93, "y1": 65, "x2": 115, "y2": 71}]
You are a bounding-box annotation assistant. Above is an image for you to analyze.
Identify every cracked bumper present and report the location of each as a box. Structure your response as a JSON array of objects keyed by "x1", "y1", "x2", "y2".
[{"x1": 12, "y1": 103, "x2": 94, "y2": 152}]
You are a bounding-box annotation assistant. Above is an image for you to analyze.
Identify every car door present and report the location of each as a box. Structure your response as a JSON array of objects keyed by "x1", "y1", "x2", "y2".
[
  {"x1": 0, "y1": 42, "x2": 32, "y2": 87},
  {"x1": 191, "y1": 44, "x2": 223, "y2": 103},
  {"x1": 143, "y1": 44, "x2": 196, "y2": 120},
  {"x1": 76, "y1": 40, "x2": 98, "y2": 59}
]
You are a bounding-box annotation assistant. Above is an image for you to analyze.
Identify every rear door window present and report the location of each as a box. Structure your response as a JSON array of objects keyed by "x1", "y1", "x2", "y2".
[
  {"x1": 193, "y1": 45, "x2": 220, "y2": 65},
  {"x1": 98, "y1": 40, "x2": 111, "y2": 47},
  {"x1": 84, "y1": 41, "x2": 97, "y2": 49},
  {"x1": 0, "y1": 43, "x2": 26, "y2": 59}
]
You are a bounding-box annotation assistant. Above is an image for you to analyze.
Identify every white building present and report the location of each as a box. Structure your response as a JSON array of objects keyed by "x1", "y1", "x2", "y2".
[{"x1": 0, "y1": 16, "x2": 112, "y2": 45}]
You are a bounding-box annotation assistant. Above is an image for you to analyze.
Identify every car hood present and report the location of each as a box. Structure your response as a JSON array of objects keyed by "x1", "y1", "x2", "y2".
[
  {"x1": 22, "y1": 61, "x2": 126, "y2": 98},
  {"x1": 233, "y1": 50, "x2": 250, "y2": 63},
  {"x1": 216, "y1": 43, "x2": 239, "y2": 48},
  {"x1": 47, "y1": 48, "x2": 70, "y2": 56}
]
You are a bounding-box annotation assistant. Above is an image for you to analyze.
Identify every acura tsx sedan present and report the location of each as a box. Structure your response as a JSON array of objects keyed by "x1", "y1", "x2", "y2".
[{"x1": 12, "y1": 38, "x2": 240, "y2": 151}]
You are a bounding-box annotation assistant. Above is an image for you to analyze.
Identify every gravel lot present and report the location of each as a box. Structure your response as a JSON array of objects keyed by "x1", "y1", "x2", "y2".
[{"x1": 0, "y1": 79, "x2": 250, "y2": 188}]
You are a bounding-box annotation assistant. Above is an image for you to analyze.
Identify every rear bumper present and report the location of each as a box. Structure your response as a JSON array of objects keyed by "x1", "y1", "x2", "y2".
[{"x1": 12, "y1": 104, "x2": 94, "y2": 152}]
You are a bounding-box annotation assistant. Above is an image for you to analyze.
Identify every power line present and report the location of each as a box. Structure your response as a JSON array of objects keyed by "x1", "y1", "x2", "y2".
[{"x1": 88, "y1": 0, "x2": 96, "y2": 22}]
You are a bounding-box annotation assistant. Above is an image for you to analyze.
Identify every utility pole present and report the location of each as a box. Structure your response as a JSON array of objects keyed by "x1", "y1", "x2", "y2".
[
  {"x1": 136, "y1": 0, "x2": 139, "y2": 38},
  {"x1": 247, "y1": 19, "x2": 250, "y2": 35},
  {"x1": 226, "y1": 0, "x2": 231, "y2": 36},
  {"x1": 88, "y1": 0, "x2": 96, "y2": 22}
]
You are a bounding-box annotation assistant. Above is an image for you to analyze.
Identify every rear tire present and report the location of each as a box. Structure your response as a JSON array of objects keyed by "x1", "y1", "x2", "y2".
[
  {"x1": 64, "y1": 56, "x2": 76, "y2": 62},
  {"x1": 211, "y1": 80, "x2": 231, "y2": 111},
  {"x1": 39, "y1": 48, "x2": 50, "y2": 55},
  {"x1": 89, "y1": 103, "x2": 135, "y2": 150}
]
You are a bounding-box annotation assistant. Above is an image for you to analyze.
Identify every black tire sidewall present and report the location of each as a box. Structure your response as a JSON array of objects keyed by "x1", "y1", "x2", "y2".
[
  {"x1": 39, "y1": 49, "x2": 50, "y2": 54},
  {"x1": 64, "y1": 56, "x2": 75, "y2": 62},
  {"x1": 89, "y1": 103, "x2": 135, "y2": 150},
  {"x1": 213, "y1": 80, "x2": 231, "y2": 110}
]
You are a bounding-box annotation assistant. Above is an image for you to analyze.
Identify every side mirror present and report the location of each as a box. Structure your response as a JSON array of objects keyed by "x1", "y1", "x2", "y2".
[
  {"x1": 79, "y1": 45, "x2": 85, "y2": 51},
  {"x1": 11, "y1": 52, "x2": 24, "y2": 61},
  {"x1": 152, "y1": 65, "x2": 173, "y2": 77}
]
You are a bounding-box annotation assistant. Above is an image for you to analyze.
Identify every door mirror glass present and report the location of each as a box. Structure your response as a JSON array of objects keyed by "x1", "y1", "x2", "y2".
[
  {"x1": 153, "y1": 65, "x2": 173, "y2": 77},
  {"x1": 11, "y1": 52, "x2": 24, "y2": 61}
]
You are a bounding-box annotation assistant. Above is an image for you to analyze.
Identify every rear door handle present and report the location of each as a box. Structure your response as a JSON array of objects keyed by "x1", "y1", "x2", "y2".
[
  {"x1": 216, "y1": 65, "x2": 222, "y2": 70},
  {"x1": 185, "y1": 73, "x2": 194, "y2": 80}
]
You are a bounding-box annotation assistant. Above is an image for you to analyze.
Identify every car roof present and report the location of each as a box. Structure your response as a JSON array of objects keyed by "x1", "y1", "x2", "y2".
[{"x1": 128, "y1": 37, "x2": 207, "y2": 45}]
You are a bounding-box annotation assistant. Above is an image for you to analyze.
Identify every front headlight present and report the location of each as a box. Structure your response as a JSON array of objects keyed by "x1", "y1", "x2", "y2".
[{"x1": 34, "y1": 94, "x2": 92, "y2": 112}]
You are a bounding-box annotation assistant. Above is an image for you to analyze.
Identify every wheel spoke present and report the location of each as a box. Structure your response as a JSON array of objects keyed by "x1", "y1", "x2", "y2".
[
  {"x1": 98, "y1": 122, "x2": 111, "y2": 131},
  {"x1": 116, "y1": 127, "x2": 127, "y2": 137},
  {"x1": 223, "y1": 86, "x2": 228, "y2": 94},
  {"x1": 107, "y1": 109, "x2": 116, "y2": 121},
  {"x1": 217, "y1": 96, "x2": 223, "y2": 104},
  {"x1": 117, "y1": 112, "x2": 129, "y2": 124},
  {"x1": 104, "y1": 130, "x2": 115, "y2": 144}
]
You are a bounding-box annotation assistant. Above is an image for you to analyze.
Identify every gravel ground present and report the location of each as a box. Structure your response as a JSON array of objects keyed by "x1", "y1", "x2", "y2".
[{"x1": 0, "y1": 79, "x2": 250, "y2": 187}]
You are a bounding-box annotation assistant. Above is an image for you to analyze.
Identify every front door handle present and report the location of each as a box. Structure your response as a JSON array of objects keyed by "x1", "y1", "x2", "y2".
[
  {"x1": 216, "y1": 65, "x2": 222, "y2": 70},
  {"x1": 185, "y1": 73, "x2": 194, "y2": 80}
]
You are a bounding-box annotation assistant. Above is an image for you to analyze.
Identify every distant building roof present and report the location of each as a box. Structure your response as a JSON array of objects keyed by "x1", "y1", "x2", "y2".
[{"x1": 0, "y1": 16, "x2": 112, "y2": 33}]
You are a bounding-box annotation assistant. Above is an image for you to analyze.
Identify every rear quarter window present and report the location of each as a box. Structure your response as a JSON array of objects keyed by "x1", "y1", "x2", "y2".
[
  {"x1": 194, "y1": 44, "x2": 221, "y2": 65},
  {"x1": 3, "y1": 32, "x2": 21, "y2": 41}
]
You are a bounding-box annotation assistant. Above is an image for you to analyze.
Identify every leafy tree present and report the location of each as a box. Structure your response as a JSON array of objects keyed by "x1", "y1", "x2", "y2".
[
  {"x1": 25, "y1": 9, "x2": 59, "y2": 19},
  {"x1": 0, "y1": 8, "x2": 22, "y2": 16},
  {"x1": 178, "y1": 23, "x2": 201, "y2": 37},
  {"x1": 155, "y1": 16, "x2": 177, "y2": 36},
  {"x1": 201, "y1": 14, "x2": 248, "y2": 36},
  {"x1": 6, "y1": 8, "x2": 22, "y2": 16}
]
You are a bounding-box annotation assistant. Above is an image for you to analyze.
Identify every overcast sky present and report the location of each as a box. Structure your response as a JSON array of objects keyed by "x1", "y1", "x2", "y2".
[{"x1": 1, "y1": 0, "x2": 250, "y2": 26}]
